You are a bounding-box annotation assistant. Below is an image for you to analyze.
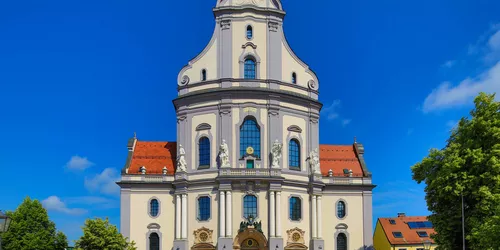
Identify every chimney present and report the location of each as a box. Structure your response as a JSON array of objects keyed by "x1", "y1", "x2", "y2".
[{"x1": 398, "y1": 213, "x2": 406, "y2": 217}]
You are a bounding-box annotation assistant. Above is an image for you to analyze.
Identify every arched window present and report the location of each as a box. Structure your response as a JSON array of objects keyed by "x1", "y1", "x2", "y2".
[
  {"x1": 289, "y1": 197, "x2": 301, "y2": 221},
  {"x1": 199, "y1": 137, "x2": 210, "y2": 168},
  {"x1": 150, "y1": 199, "x2": 159, "y2": 217},
  {"x1": 243, "y1": 195, "x2": 257, "y2": 218},
  {"x1": 240, "y1": 117, "x2": 260, "y2": 158},
  {"x1": 198, "y1": 196, "x2": 211, "y2": 221},
  {"x1": 244, "y1": 58, "x2": 256, "y2": 79},
  {"x1": 337, "y1": 201, "x2": 346, "y2": 218},
  {"x1": 149, "y1": 232, "x2": 160, "y2": 250},
  {"x1": 336, "y1": 233, "x2": 347, "y2": 250},
  {"x1": 201, "y1": 69, "x2": 207, "y2": 81},
  {"x1": 246, "y1": 25, "x2": 253, "y2": 39},
  {"x1": 292, "y1": 72, "x2": 297, "y2": 84},
  {"x1": 289, "y1": 139, "x2": 300, "y2": 169}
]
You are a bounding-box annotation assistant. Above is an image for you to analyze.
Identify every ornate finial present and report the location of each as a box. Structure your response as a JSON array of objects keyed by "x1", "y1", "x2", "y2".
[{"x1": 354, "y1": 136, "x2": 357, "y2": 144}]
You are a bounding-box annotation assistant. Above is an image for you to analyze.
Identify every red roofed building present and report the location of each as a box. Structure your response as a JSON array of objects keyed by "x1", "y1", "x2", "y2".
[
  {"x1": 373, "y1": 213, "x2": 437, "y2": 250},
  {"x1": 117, "y1": 1, "x2": 375, "y2": 250}
]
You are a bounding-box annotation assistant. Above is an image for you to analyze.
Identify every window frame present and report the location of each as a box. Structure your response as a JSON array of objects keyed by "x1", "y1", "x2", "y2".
[
  {"x1": 288, "y1": 196, "x2": 302, "y2": 221},
  {"x1": 336, "y1": 232, "x2": 348, "y2": 250},
  {"x1": 291, "y1": 72, "x2": 297, "y2": 84},
  {"x1": 198, "y1": 136, "x2": 211, "y2": 169},
  {"x1": 417, "y1": 231, "x2": 429, "y2": 237},
  {"x1": 392, "y1": 231, "x2": 403, "y2": 238},
  {"x1": 336, "y1": 199, "x2": 347, "y2": 219},
  {"x1": 244, "y1": 58, "x2": 257, "y2": 79},
  {"x1": 246, "y1": 25, "x2": 253, "y2": 40},
  {"x1": 148, "y1": 232, "x2": 160, "y2": 250},
  {"x1": 148, "y1": 197, "x2": 161, "y2": 218},
  {"x1": 197, "y1": 195, "x2": 211, "y2": 222},
  {"x1": 239, "y1": 116, "x2": 261, "y2": 158},
  {"x1": 242, "y1": 194, "x2": 258, "y2": 219}
]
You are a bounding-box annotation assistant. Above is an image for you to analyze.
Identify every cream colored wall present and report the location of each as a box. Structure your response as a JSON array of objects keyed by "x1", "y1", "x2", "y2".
[
  {"x1": 129, "y1": 189, "x2": 175, "y2": 250},
  {"x1": 187, "y1": 189, "x2": 220, "y2": 245},
  {"x1": 183, "y1": 34, "x2": 218, "y2": 84},
  {"x1": 322, "y1": 192, "x2": 365, "y2": 250},
  {"x1": 279, "y1": 189, "x2": 310, "y2": 243},
  {"x1": 191, "y1": 113, "x2": 218, "y2": 170},
  {"x1": 281, "y1": 41, "x2": 315, "y2": 87},
  {"x1": 282, "y1": 115, "x2": 307, "y2": 171},
  {"x1": 232, "y1": 20, "x2": 267, "y2": 79}
]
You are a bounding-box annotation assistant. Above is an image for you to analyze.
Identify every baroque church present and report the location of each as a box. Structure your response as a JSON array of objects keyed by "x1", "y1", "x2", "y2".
[{"x1": 118, "y1": 1, "x2": 375, "y2": 250}]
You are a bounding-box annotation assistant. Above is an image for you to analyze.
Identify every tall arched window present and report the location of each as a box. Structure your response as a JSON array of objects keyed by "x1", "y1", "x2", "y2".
[
  {"x1": 150, "y1": 199, "x2": 159, "y2": 217},
  {"x1": 201, "y1": 69, "x2": 207, "y2": 81},
  {"x1": 244, "y1": 58, "x2": 256, "y2": 79},
  {"x1": 149, "y1": 232, "x2": 160, "y2": 250},
  {"x1": 246, "y1": 25, "x2": 253, "y2": 39},
  {"x1": 336, "y1": 233, "x2": 347, "y2": 250},
  {"x1": 292, "y1": 72, "x2": 297, "y2": 84},
  {"x1": 289, "y1": 139, "x2": 300, "y2": 169},
  {"x1": 240, "y1": 117, "x2": 260, "y2": 158},
  {"x1": 289, "y1": 197, "x2": 301, "y2": 221},
  {"x1": 243, "y1": 195, "x2": 257, "y2": 218},
  {"x1": 337, "y1": 201, "x2": 346, "y2": 219},
  {"x1": 199, "y1": 137, "x2": 210, "y2": 168}
]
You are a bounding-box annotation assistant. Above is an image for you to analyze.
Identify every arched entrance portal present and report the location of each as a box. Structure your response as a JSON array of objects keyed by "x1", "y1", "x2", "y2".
[{"x1": 233, "y1": 228, "x2": 267, "y2": 250}]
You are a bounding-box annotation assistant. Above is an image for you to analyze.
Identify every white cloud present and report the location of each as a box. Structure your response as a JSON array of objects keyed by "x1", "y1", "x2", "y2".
[
  {"x1": 65, "y1": 155, "x2": 94, "y2": 171},
  {"x1": 442, "y1": 60, "x2": 456, "y2": 68},
  {"x1": 84, "y1": 168, "x2": 120, "y2": 196},
  {"x1": 41, "y1": 196, "x2": 87, "y2": 215},
  {"x1": 321, "y1": 100, "x2": 352, "y2": 126},
  {"x1": 422, "y1": 62, "x2": 500, "y2": 113},
  {"x1": 66, "y1": 196, "x2": 119, "y2": 210}
]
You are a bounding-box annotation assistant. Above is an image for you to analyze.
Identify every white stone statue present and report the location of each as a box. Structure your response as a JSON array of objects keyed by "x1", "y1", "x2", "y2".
[
  {"x1": 309, "y1": 148, "x2": 321, "y2": 174},
  {"x1": 219, "y1": 139, "x2": 230, "y2": 168},
  {"x1": 177, "y1": 144, "x2": 187, "y2": 172},
  {"x1": 271, "y1": 139, "x2": 283, "y2": 168}
]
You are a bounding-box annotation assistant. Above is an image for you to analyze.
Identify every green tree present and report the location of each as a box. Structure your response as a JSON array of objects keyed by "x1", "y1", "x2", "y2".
[
  {"x1": 0, "y1": 197, "x2": 68, "y2": 250},
  {"x1": 411, "y1": 92, "x2": 500, "y2": 250},
  {"x1": 75, "y1": 218, "x2": 136, "y2": 250}
]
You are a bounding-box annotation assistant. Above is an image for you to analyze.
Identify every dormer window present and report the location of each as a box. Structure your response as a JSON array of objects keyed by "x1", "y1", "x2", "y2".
[
  {"x1": 246, "y1": 25, "x2": 253, "y2": 40},
  {"x1": 292, "y1": 72, "x2": 297, "y2": 84},
  {"x1": 201, "y1": 69, "x2": 207, "y2": 81}
]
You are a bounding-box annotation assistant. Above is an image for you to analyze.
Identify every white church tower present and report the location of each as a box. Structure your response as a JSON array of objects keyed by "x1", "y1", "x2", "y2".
[{"x1": 118, "y1": 1, "x2": 375, "y2": 250}]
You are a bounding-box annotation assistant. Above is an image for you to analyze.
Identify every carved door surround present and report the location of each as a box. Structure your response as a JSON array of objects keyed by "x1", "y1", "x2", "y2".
[
  {"x1": 233, "y1": 227, "x2": 268, "y2": 250},
  {"x1": 284, "y1": 227, "x2": 307, "y2": 250},
  {"x1": 192, "y1": 227, "x2": 215, "y2": 250}
]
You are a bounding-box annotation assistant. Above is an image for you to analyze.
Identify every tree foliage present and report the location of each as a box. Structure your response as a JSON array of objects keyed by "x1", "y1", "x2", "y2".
[
  {"x1": 412, "y1": 92, "x2": 500, "y2": 250},
  {"x1": 0, "y1": 197, "x2": 68, "y2": 250},
  {"x1": 75, "y1": 218, "x2": 136, "y2": 250}
]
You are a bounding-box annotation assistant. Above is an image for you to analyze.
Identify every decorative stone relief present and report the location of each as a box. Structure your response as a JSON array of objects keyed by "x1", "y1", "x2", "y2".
[
  {"x1": 193, "y1": 227, "x2": 214, "y2": 244},
  {"x1": 271, "y1": 140, "x2": 283, "y2": 168},
  {"x1": 179, "y1": 75, "x2": 190, "y2": 86},
  {"x1": 287, "y1": 125, "x2": 302, "y2": 133},
  {"x1": 177, "y1": 145, "x2": 187, "y2": 172},
  {"x1": 241, "y1": 42, "x2": 257, "y2": 49},
  {"x1": 196, "y1": 123, "x2": 212, "y2": 131},
  {"x1": 286, "y1": 227, "x2": 306, "y2": 245},
  {"x1": 308, "y1": 80, "x2": 318, "y2": 90},
  {"x1": 268, "y1": 21, "x2": 279, "y2": 32},
  {"x1": 220, "y1": 20, "x2": 231, "y2": 30},
  {"x1": 219, "y1": 139, "x2": 230, "y2": 168}
]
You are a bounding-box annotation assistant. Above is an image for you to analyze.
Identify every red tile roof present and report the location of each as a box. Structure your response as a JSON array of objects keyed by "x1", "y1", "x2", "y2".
[
  {"x1": 125, "y1": 140, "x2": 367, "y2": 177},
  {"x1": 319, "y1": 144, "x2": 364, "y2": 177},
  {"x1": 379, "y1": 215, "x2": 436, "y2": 245},
  {"x1": 128, "y1": 141, "x2": 177, "y2": 175}
]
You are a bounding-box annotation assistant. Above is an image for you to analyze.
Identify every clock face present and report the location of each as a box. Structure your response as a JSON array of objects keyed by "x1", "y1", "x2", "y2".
[{"x1": 246, "y1": 146, "x2": 254, "y2": 155}]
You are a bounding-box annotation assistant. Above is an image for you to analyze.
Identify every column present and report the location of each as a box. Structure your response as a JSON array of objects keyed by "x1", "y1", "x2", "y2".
[
  {"x1": 276, "y1": 191, "x2": 282, "y2": 237},
  {"x1": 220, "y1": 191, "x2": 226, "y2": 237},
  {"x1": 317, "y1": 196, "x2": 322, "y2": 238},
  {"x1": 270, "y1": 191, "x2": 276, "y2": 237},
  {"x1": 181, "y1": 194, "x2": 188, "y2": 239},
  {"x1": 226, "y1": 191, "x2": 232, "y2": 237},
  {"x1": 311, "y1": 195, "x2": 317, "y2": 238},
  {"x1": 176, "y1": 194, "x2": 181, "y2": 239}
]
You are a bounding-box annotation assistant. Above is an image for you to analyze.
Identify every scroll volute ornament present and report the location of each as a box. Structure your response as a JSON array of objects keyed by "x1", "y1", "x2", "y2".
[
  {"x1": 194, "y1": 227, "x2": 214, "y2": 244},
  {"x1": 286, "y1": 227, "x2": 305, "y2": 245}
]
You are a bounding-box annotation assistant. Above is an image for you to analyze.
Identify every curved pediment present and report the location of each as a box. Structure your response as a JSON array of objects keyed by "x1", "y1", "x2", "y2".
[
  {"x1": 287, "y1": 125, "x2": 302, "y2": 133},
  {"x1": 196, "y1": 123, "x2": 212, "y2": 131},
  {"x1": 335, "y1": 223, "x2": 348, "y2": 230}
]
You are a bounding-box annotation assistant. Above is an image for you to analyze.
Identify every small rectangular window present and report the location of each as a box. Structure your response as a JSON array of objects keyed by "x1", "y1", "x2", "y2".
[
  {"x1": 392, "y1": 231, "x2": 403, "y2": 238},
  {"x1": 246, "y1": 160, "x2": 254, "y2": 169},
  {"x1": 417, "y1": 231, "x2": 429, "y2": 237},
  {"x1": 389, "y1": 219, "x2": 396, "y2": 224},
  {"x1": 197, "y1": 196, "x2": 211, "y2": 221}
]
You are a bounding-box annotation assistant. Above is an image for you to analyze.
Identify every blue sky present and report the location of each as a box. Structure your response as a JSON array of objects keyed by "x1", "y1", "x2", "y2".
[{"x1": 1, "y1": 0, "x2": 499, "y2": 243}]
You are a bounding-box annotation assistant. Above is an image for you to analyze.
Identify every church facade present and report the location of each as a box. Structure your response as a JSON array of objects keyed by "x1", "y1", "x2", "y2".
[{"x1": 118, "y1": 1, "x2": 375, "y2": 250}]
